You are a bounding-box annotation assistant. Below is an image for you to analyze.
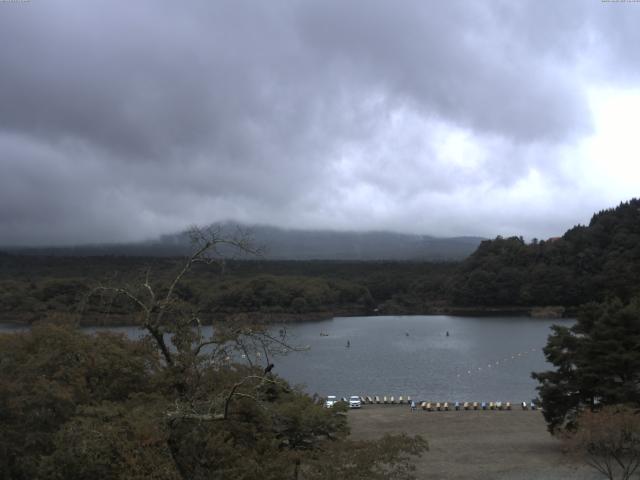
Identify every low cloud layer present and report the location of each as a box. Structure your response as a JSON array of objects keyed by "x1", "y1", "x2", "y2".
[{"x1": 1, "y1": 0, "x2": 639, "y2": 245}]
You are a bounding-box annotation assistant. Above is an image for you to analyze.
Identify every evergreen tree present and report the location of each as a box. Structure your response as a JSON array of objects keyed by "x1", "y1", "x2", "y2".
[{"x1": 532, "y1": 297, "x2": 640, "y2": 432}]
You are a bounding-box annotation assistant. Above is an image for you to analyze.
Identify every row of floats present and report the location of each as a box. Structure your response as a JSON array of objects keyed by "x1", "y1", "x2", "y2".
[
  {"x1": 418, "y1": 400, "x2": 537, "y2": 411},
  {"x1": 341, "y1": 395, "x2": 539, "y2": 410}
]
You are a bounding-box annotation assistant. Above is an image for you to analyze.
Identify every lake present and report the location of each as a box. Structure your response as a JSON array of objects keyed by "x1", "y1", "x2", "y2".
[{"x1": 0, "y1": 315, "x2": 571, "y2": 403}]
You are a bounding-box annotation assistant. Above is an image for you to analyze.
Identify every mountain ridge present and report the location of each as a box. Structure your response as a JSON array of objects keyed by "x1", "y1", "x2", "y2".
[{"x1": 3, "y1": 223, "x2": 485, "y2": 261}]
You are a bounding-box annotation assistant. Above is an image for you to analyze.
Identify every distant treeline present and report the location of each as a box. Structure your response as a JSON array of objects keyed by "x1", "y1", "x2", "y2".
[
  {"x1": 1, "y1": 198, "x2": 639, "y2": 324},
  {"x1": 0, "y1": 255, "x2": 455, "y2": 324}
]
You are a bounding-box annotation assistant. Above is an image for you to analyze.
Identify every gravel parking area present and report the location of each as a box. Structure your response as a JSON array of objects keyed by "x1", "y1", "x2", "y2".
[{"x1": 348, "y1": 405, "x2": 602, "y2": 480}]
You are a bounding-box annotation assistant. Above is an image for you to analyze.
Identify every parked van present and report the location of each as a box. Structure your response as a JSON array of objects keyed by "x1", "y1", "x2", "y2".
[{"x1": 325, "y1": 395, "x2": 338, "y2": 408}]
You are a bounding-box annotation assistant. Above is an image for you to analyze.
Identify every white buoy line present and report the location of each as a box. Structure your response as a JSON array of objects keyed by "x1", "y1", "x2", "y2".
[{"x1": 455, "y1": 347, "x2": 539, "y2": 379}]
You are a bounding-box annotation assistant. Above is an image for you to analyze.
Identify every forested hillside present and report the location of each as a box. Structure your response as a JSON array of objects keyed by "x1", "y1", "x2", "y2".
[{"x1": 450, "y1": 199, "x2": 640, "y2": 307}]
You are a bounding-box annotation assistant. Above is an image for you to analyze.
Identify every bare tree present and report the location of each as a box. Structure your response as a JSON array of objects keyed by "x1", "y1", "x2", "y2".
[
  {"x1": 89, "y1": 225, "x2": 305, "y2": 420},
  {"x1": 562, "y1": 405, "x2": 640, "y2": 480}
]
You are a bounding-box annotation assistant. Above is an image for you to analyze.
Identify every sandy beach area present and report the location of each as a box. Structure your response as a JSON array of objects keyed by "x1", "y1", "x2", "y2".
[{"x1": 348, "y1": 405, "x2": 602, "y2": 480}]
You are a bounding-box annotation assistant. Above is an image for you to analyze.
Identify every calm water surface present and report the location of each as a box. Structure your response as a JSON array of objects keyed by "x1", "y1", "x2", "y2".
[
  {"x1": 0, "y1": 315, "x2": 571, "y2": 402},
  {"x1": 271, "y1": 315, "x2": 571, "y2": 402}
]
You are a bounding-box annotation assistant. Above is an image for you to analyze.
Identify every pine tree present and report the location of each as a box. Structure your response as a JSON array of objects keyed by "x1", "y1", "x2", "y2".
[{"x1": 533, "y1": 297, "x2": 640, "y2": 432}]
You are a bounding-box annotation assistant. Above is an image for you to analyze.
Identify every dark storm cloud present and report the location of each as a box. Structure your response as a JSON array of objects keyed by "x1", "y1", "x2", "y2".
[
  {"x1": 1, "y1": 0, "x2": 639, "y2": 245},
  {"x1": 296, "y1": 1, "x2": 591, "y2": 142}
]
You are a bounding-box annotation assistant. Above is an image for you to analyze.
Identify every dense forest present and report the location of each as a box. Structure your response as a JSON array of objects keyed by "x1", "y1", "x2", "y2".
[
  {"x1": 1, "y1": 198, "x2": 639, "y2": 325},
  {"x1": 450, "y1": 198, "x2": 640, "y2": 308},
  {"x1": 0, "y1": 256, "x2": 455, "y2": 324}
]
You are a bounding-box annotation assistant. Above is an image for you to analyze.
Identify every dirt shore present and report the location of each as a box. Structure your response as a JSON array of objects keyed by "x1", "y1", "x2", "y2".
[{"x1": 348, "y1": 405, "x2": 601, "y2": 480}]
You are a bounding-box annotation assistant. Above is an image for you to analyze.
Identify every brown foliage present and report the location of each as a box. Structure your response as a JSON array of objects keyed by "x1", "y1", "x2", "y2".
[{"x1": 562, "y1": 405, "x2": 640, "y2": 480}]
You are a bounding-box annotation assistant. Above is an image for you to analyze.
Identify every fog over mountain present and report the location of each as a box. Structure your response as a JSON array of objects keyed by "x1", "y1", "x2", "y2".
[{"x1": 4, "y1": 224, "x2": 483, "y2": 261}]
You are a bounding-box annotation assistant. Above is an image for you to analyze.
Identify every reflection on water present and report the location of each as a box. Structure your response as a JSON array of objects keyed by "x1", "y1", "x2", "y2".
[{"x1": 0, "y1": 315, "x2": 571, "y2": 402}]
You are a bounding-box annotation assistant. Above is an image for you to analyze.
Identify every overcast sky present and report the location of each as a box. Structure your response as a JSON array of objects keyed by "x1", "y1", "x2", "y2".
[{"x1": 1, "y1": 0, "x2": 639, "y2": 246}]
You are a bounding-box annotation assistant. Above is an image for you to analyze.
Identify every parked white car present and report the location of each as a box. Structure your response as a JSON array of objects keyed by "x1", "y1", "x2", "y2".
[
  {"x1": 324, "y1": 395, "x2": 338, "y2": 408},
  {"x1": 349, "y1": 395, "x2": 362, "y2": 408}
]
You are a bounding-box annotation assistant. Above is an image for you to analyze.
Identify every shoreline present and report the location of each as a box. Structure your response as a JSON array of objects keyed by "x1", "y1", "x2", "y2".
[{"x1": 0, "y1": 305, "x2": 571, "y2": 328}]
